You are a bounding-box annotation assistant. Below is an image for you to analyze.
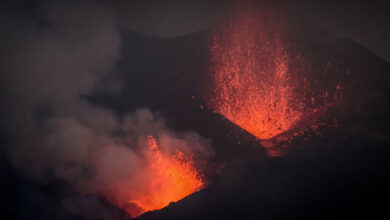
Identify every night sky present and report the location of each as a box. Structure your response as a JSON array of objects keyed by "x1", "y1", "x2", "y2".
[
  {"x1": 115, "y1": 0, "x2": 390, "y2": 61},
  {"x1": 114, "y1": 0, "x2": 390, "y2": 61},
  {"x1": 4, "y1": 0, "x2": 389, "y2": 60}
]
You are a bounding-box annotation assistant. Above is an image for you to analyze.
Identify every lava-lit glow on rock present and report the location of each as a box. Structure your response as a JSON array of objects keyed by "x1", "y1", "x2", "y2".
[
  {"x1": 205, "y1": 5, "x2": 346, "y2": 156},
  {"x1": 110, "y1": 136, "x2": 204, "y2": 218},
  {"x1": 207, "y1": 9, "x2": 306, "y2": 142},
  {"x1": 132, "y1": 136, "x2": 204, "y2": 214}
]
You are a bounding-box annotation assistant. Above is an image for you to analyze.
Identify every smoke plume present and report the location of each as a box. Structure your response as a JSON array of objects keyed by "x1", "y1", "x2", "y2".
[{"x1": 0, "y1": 0, "x2": 211, "y2": 218}]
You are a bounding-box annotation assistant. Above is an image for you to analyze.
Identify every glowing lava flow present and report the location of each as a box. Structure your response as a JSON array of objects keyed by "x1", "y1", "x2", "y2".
[
  {"x1": 207, "y1": 9, "x2": 306, "y2": 143},
  {"x1": 115, "y1": 136, "x2": 204, "y2": 218}
]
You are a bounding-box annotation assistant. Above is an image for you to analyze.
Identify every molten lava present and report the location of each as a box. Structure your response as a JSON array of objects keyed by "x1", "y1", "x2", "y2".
[
  {"x1": 207, "y1": 9, "x2": 306, "y2": 142},
  {"x1": 131, "y1": 136, "x2": 204, "y2": 214},
  {"x1": 111, "y1": 136, "x2": 204, "y2": 218},
  {"x1": 205, "y1": 5, "x2": 346, "y2": 156}
]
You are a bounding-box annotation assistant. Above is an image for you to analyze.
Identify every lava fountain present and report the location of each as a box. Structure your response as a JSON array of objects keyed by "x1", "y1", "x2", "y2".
[
  {"x1": 206, "y1": 7, "x2": 312, "y2": 154},
  {"x1": 107, "y1": 136, "x2": 204, "y2": 218}
]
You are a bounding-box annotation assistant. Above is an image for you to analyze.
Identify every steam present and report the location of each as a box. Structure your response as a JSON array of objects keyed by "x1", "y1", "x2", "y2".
[{"x1": 0, "y1": 0, "x2": 211, "y2": 218}]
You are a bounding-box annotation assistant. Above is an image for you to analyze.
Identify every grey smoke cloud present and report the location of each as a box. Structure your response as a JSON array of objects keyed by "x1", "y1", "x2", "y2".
[{"x1": 0, "y1": 0, "x2": 212, "y2": 218}]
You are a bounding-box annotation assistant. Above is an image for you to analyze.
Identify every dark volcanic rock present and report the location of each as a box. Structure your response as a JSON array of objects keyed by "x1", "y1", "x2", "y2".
[{"x1": 86, "y1": 12, "x2": 390, "y2": 220}]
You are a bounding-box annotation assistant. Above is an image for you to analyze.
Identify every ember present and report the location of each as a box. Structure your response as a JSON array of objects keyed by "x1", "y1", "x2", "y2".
[
  {"x1": 206, "y1": 9, "x2": 307, "y2": 142},
  {"x1": 205, "y1": 4, "x2": 347, "y2": 157},
  {"x1": 112, "y1": 136, "x2": 204, "y2": 218}
]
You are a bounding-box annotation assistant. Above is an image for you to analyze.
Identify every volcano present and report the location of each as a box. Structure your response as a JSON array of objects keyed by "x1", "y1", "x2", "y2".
[
  {"x1": 84, "y1": 6, "x2": 390, "y2": 219},
  {"x1": 2, "y1": 2, "x2": 389, "y2": 220}
]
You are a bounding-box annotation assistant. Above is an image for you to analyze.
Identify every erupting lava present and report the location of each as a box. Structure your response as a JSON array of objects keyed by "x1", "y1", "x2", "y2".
[
  {"x1": 206, "y1": 7, "x2": 309, "y2": 147},
  {"x1": 132, "y1": 136, "x2": 204, "y2": 214},
  {"x1": 111, "y1": 136, "x2": 204, "y2": 218}
]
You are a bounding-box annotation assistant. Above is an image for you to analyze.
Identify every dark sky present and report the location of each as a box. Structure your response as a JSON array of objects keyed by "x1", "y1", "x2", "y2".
[
  {"x1": 110, "y1": 0, "x2": 390, "y2": 61},
  {"x1": 3, "y1": 0, "x2": 389, "y2": 60},
  {"x1": 286, "y1": 0, "x2": 390, "y2": 62}
]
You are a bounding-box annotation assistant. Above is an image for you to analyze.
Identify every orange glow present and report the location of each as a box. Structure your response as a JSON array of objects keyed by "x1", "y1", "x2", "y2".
[
  {"x1": 207, "y1": 9, "x2": 305, "y2": 142},
  {"x1": 111, "y1": 136, "x2": 204, "y2": 218},
  {"x1": 132, "y1": 136, "x2": 204, "y2": 214}
]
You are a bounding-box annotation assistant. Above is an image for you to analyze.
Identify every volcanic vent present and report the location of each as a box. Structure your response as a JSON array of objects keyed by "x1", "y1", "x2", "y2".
[
  {"x1": 204, "y1": 5, "x2": 344, "y2": 156},
  {"x1": 97, "y1": 133, "x2": 206, "y2": 218}
]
